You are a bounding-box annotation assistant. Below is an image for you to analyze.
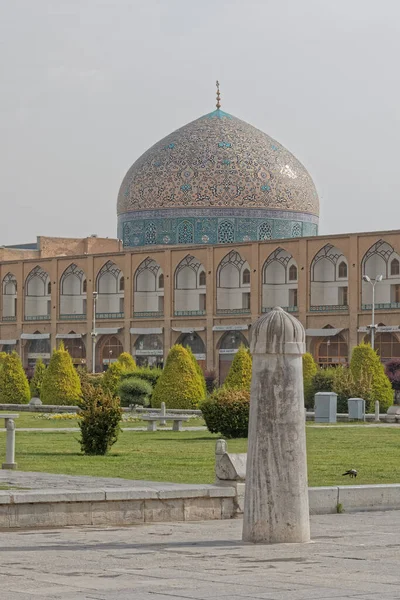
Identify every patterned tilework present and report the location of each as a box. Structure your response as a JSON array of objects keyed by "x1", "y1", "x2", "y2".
[
  {"x1": 118, "y1": 208, "x2": 318, "y2": 246},
  {"x1": 117, "y1": 109, "x2": 319, "y2": 248}
]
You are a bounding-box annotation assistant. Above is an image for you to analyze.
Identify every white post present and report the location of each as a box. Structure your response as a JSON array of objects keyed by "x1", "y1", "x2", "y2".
[
  {"x1": 2, "y1": 418, "x2": 17, "y2": 470},
  {"x1": 92, "y1": 291, "x2": 98, "y2": 374},
  {"x1": 160, "y1": 402, "x2": 166, "y2": 425},
  {"x1": 242, "y1": 307, "x2": 310, "y2": 544},
  {"x1": 375, "y1": 400, "x2": 380, "y2": 422}
]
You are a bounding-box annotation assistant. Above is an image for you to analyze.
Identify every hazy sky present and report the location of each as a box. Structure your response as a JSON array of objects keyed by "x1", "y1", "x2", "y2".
[{"x1": 1, "y1": 0, "x2": 400, "y2": 245}]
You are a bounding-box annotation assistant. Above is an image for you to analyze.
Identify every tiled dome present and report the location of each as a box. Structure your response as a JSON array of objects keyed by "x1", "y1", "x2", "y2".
[{"x1": 117, "y1": 109, "x2": 319, "y2": 247}]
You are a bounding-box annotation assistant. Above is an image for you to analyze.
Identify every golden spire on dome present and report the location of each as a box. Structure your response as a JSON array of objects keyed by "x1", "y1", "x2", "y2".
[{"x1": 216, "y1": 80, "x2": 221, "y2": 109}]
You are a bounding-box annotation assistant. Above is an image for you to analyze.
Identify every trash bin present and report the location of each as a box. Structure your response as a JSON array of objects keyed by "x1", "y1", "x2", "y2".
[
  {"x1": 314, "y1": 392, "x2": 337, "y2": 423},
  {"x1": 348, "y1": 398, "x2": 365, "y2": 420}
]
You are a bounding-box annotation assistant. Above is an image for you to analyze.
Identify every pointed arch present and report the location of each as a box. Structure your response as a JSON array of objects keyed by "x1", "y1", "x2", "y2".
[
  {"x1": 177, "y1": 220, "x2": 194, "y2": 244},
  {"x1": 2, "y1": 272, "x2": 17, "y2": 321},
  {"x1": 361, "y1": 240, "x2": 400, "y2": 309},
  {"x1": 25, "y1": 266, "x2": 51, "y2": 320},
  {"x1": 134, "y1": 257, "x2": 164, "y2": 316},
  {"x1": 60, "y1": 263, "x2": 87, "y2": 319},
  {"x1": 262, "y1": 247, "x2": 298, "y2": 312},
  {"x1": 95, "y1": 261, "x2": 124, "y2": 318},
  {"x1": 310, "y1": 244, "x2": 348, "y2": 310},
  {"x1": 217, "y1": 250, "x2": 250, "y2": 313},
  {"x1": 174, "y1": 255, "x2": 206, "y2": 315}
]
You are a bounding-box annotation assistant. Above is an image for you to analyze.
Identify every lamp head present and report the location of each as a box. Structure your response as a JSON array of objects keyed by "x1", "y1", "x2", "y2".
[
  {"x1": 362, "y1": 275, "x2": 371, "y2": 283},
  {"x1": 375, "y1": 275, "x2": 383, "y2": 282},
  {"x1": 92, "y1": 291, "x2": 98, "y2": 299}
]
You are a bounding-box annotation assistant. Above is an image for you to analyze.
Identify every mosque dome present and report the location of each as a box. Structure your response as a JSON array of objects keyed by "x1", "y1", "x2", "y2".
[{"x1": 117, "y1": 107, "x2": 319, "y2": 247}]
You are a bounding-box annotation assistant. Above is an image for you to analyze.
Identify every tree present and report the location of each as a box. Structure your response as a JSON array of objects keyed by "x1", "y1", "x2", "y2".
[
  {"x1": 41, "y1": 342, "x2": 82, "y2": 405},
  {"x1": 102, "y1": 361, "x2": 125, "y2": 397},
  {"x1": 0, "y1": 351, "x2": 30, "y2": 404},
  {"x1": 224, "y1": 345, "x2": 252, "y2": 392},
  {"x1": 79, "y1": 384, "x2": 122, "y2": 455},
  {"x1": 201, "y1": 388, "x2": 250, "y2": 438},
  {"x1": 350, "y1": 343, "x2": 393, "y2": 412},
  {"x1": 117, "y1": 377, "x2": 152, "y2": 406},
  {"x1": 185, "y1": 345, "x2": 207, "y2": 396},
  {"x1": 29, "y1": 358, "x2": 46, "y2": 398},
  {"x1": 302, "y1": 353, "x2": 318, "y2": 409},
  {"x1": 117, "y1": 352, "x2": 136, "y2": 371},
  {"x1": 151, "y1": 344, "x2": 205, "y2": 409}
]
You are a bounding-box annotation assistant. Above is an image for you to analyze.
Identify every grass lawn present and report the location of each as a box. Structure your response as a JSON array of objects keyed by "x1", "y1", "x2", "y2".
[
  {"x1": 0, "y1": 411, "x2": 205, "y2": 429},
  {"x1": 1, "y1": 426, "x2": 400, "y2": 486}
]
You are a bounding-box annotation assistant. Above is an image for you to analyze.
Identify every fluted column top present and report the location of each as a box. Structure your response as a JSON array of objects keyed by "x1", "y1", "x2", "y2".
[{"x1": 250, "y1": 307, "x2": 305, "y2": 355}]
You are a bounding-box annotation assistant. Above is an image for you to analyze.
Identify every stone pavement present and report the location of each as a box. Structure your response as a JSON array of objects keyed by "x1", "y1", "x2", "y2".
[{"x1": 1, "y1": 511, "x2": 400, "y2": 599}]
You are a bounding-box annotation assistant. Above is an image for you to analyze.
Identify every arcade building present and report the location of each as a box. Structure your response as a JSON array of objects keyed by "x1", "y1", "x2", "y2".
[{"x1": 1, "y1": 96, "x2": 400, "y2": 381}]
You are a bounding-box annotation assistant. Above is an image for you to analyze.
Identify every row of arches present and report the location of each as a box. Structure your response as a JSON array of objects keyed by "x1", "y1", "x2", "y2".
[{"x1": 2, "y1": 239, "x2": 400, "y2": 321}]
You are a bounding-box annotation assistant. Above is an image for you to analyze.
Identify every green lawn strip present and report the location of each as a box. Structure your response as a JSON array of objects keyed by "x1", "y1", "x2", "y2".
[
  {"x1": 0, "y1": 411, "x2": 205, "y2": 429},
  {"x1": 0, "y1": 427, "x2": 399, "y2": 486}
]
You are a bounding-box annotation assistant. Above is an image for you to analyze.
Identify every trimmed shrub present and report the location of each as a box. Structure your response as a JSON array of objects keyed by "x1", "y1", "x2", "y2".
[
  {"x1": 350, "y1": 343, "x2": 393, "y2": 412},
  {"x1": 204, "y1": 369, "x2": 217, "y2": 394},
  {"x1": 41, "y1": 342, "x2": 82, "y2": 405},
  {"x1": 117, "y1": 352, "x2": 137, "y2": 371},
  {"x1": 0, "y1": 352, "x2": 7, "y2": 367},
  {"x1": 102, "y1": 361, "x2": 125, "y2": 397},
  {"x1": 151, "y1": 344, "x2": 205, "y2": 409},
  {"x1": 0, "y1": 351, "x2": 30, "y2": 404},
  {"x1": 77, "y1": 366, "x2": 104, "y2": 389},
  {"x1": 78, "y1": 384, "x2": 122, "y2": 455},
  {"x1": 117, "y1": 377, "x2": 152, "y2": 407},
  {"x1": 302, "y1": 353, "x2": 318, "y2": 409},
  {"x1": 29, "y1": 358, "x2": 46, "y2": 399},
  {"x1": 331, "y1": 366, "x2": 372, "y2": 413},
  {"x1": 186, "y1": 345, "x2": 207, "y2": 396},
  {"x1": 224, "y1": 345, "x2": 252, "y2": 391},
  {"x1": 121, "y1": 367, "x2": 162, "y2": 387},
  {"x1": 201, "y1": 388, "x2": 250, "y2": 438}
]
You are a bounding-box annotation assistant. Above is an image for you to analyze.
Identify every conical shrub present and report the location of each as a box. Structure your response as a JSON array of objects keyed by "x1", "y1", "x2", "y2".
[
  {"x1": 41, "y1": 342, "x2": 82, "y2": 405},
  {"x1": 350, "y1": 342, "x2": 393, "y2": 412},
  {"x1": 151, "y1": 344, "x2": 205, "y2": 409},
  {"x1": 102, "y1": 361, "x2": 125, "y2": 397},
  {"x1": 302, "y1": 352, "x2": 318, "y2": 408},
  {"x1": 29, "y1": 358, "x2": 46, "y2": 399},
  {"x1": 224, "y1": 345, "x2": 252, "y2": 391},
  {"x1": 117, "y1": 352, "x2": 136, "y2": 371},
  {"x1": 0, "y1": 351, "x2": 30, "y2": 404},
  {"x1": 185, "y1": 345, "x2": 207, "y2": 396}
]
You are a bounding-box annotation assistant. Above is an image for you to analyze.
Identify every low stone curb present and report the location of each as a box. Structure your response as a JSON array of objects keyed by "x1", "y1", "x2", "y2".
[{"x1": 1, "y1": 482, "x2": 400, "y2": 529}]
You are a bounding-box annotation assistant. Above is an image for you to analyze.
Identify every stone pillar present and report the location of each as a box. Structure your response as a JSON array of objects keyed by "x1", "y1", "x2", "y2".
[
  {"x1": 2, "y1": 418, "x2": 17, "y2": 470},
  {"x1": 242, "y1": 307, "x2": 310, "y2": 544}
]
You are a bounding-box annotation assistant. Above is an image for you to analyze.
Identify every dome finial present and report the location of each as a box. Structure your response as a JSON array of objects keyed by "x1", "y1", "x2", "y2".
[{"x1": 216, "y1": 80, "x2": 221, "y2": 109}]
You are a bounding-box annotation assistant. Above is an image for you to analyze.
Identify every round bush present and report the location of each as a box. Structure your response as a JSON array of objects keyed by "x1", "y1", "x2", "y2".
[
  {"x1": 201, "y1": 388, "x2": 250, "y2": 438},
  {"x1": 117, "y1": 377, "x2": 152, "y2": 407}
]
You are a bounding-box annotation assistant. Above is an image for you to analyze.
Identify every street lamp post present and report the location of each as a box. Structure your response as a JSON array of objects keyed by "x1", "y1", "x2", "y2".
[
  {"x1": 91, "y1": 291, "x2": 98, "y2": 374},
  {"x1": 362, "y1": 274, "x2": 383, "y2": 350}
]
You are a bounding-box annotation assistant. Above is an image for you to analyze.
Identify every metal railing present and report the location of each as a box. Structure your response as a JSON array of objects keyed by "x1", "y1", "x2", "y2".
[
  {"x1": 362, "y1": 302, "x2": 400, "y2": 310},
  {"x1": 174, "y1": 310, "x2": 206, "y2": 316},
  {"x1": 216, "y1": 308, "x2": 251, "y2": 315},
  {"x1": 2, "y1": 316, "x2": 16, "y2": 322},
  {"x1": 310, "y1": 305, "x2": 348, "y2": 312},
  {"x1": 25, "y1": 314, "x2": 50, "y2": 321},
  {"x1": 133, "y1": 311, "x2": 164, "y2": 318},
  {"x1": 59, "y1": 313, "x2": 87, "y2": 321},
  {"x1": 95, "y1": 312, "x2": 125, "y2": 319},
  {"x1": 262, "y1": 306, "x2": 298, "y2": 313}
]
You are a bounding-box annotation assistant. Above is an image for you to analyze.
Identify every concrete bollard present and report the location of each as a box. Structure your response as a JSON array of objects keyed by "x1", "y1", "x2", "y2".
[
  {"x1": 242, "y1": 307, "x2": 310, "y2": 544},
  {"x1": 375, "y1": 401, "x2": 380, "y2": 422},
  {"x1": 160, "y1": 402, "x2": 167, "y2": 426},
  {"x1": 2, "y1": 417, "x2": 17, "y2": 470}
]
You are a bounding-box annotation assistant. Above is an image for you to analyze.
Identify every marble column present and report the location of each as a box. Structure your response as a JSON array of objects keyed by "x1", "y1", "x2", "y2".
[{"x1": 242, "y1": 307, "x2": 310, "y2": 544}]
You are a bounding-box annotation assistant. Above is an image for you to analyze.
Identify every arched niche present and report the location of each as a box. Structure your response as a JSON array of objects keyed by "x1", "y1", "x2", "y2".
[
  {"x1": 310, "y1": 244, "x2": 348, "y2": 310},
  {"x1": 316, "y1": 331, "x2": 349, "y2": 366},
  {"x1": 25, "y1": 331, "x2": 51, "y2": 375},
  {"x1": 174, "y1": 255, "x2": 206, "y2": 315},
  {"x1": 133, "y1": 334, "x2": 163, "y2": 368},
  {"x1": 25, "y1": 266, "x2": 51, "y2": 320},
  {"x1": 177, "y1": 332, "x2": 206, "y2": 371},
  {"x1": 364, "y1": 328, "x2": 400, "y2": 363},
  {"x1": 218, "y1": 330, "x2": 249, "y2": 384},
  {"x1": 262, "y1": 248, "x2": 298, "y2": 312},
  {"x1": 60, "y1": 264, "x2": 87, "y2": 319},
  {"x1": 60, "y1": 333, "x2": 86, "y2": 366},
  {"x1": 134, "y1": 258, "x2": 164, "y2": 316},
  {"x1": 362, "y1": 240, "x2": 400, "y2": 308},
  {"x1": 2, "y1": 273, "x2": 17, "y2": 320},
  {"x1": 97, "y1": 335, "x2": 124, "y2": 370},
  {"x1": 216, "y1": 251, "x2": 251, "y2": 314},
  {"x1": 96, "y1": 261, "x2": 124, "y2": 317}
]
